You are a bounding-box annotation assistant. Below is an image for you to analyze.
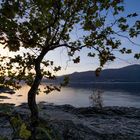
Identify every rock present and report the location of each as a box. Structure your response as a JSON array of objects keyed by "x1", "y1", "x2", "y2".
[
  {"x1": 47, "y1": 119, "x2": 101, "y2": 140},
  {"x1": 39, "y1": 104, "x2": 140, "y2": 140},
  {"x1": 0, "y1": 116, "x2": 13, "y2": 140},
  {"x1": 0, "y1": 103, "x2": 140, "y2": 140}
]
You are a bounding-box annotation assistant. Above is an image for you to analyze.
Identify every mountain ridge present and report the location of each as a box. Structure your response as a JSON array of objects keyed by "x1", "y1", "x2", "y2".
[
  {"x1": 60, "y1": 64, "x2": 140, "y2": 83},
  {"x1": 42, "y1": 65, "x2": 140, "y2": 83}
]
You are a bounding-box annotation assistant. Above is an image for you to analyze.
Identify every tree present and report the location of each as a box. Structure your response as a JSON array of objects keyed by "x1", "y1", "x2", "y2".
[{"x1": 0, "y1": 0, "x2": 140, "y2": 131}]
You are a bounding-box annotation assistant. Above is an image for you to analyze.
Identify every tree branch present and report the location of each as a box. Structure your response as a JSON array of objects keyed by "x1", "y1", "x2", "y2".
[
  {"x1": 114, "y1": 32, "x2": 140, "y2": 47},
  {"x1": 50, "y1": 43, "x2": 86, "y2": 51}
]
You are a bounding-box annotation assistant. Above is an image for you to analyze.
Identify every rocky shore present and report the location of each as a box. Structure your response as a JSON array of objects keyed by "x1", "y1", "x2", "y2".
[{"x1": 0, "y1": 103, "x2": 140, "y2": 140}]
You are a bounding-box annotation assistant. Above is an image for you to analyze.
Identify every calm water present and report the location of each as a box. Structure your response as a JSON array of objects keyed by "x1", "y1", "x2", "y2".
[{"x1": 1, "y1": 83, "x2": 140, "y2": 108}]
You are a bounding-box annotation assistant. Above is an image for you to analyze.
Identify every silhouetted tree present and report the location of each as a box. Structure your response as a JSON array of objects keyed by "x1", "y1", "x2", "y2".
[{"x1": 0, "y1": 0, "x2": 140, "y2": 131}]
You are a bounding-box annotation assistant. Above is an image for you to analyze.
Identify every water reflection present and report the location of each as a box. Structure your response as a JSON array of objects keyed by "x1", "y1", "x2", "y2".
[{"x1": 0, "y1": 83, "x2": 140, "y2": 108}]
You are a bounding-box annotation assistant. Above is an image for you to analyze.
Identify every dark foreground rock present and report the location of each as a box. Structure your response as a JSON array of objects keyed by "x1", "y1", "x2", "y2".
[{"x1": 0, "y1": 103, "x2": 140, "y2": 140}]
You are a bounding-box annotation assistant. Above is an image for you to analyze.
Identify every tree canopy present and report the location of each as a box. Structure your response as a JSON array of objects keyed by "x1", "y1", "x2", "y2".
[{"x1": 0, "y1": 0, "x2": 140, "y2": 130}]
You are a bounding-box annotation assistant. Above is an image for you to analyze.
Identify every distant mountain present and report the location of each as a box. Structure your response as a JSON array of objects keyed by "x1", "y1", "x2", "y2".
[
  {"x1": 58, "y1": 64, "x2": 140, "y2": 83},
  {"x1": 42, "y1": 65, "x2": 140, "y2": 84}
]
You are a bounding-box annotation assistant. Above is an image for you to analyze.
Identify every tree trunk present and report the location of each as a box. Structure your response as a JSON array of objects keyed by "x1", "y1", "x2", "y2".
[
  {"x1": 27, "y1": 49, "x2": 47, "y2": 139},
  {"x1": 28, "y1": 73, "x2": 42, "y2": 127},
  {"x1": 28, "y1": 73, "x2": 42, "y2": 140}
]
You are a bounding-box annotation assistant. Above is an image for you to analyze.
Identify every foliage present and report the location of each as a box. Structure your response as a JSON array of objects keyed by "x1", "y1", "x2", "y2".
[
  {"x1": 9, "y1": 111, "x2": 57, "y2": 140},
  {"x1": 35, "y1": 118, "x2": 62, "y2": 140},
  {"x1": 0, "y1": 0, "x2": 140, "y2": 127},
  {"x1": 10, "y1": 114, "x2": 31, "y2": 139},
  {"x1": 35, "y1": 126, "x2": 52, "y2": 140},
  {"x1": 19, "y1": 123, "x2": 31, "y2": 139},
  {"x1": 0, "y1": 0, "x2": 140, "y2": 91},
  {"x1": 89, "y1": 89, "x2": 103, "y2": 109}
]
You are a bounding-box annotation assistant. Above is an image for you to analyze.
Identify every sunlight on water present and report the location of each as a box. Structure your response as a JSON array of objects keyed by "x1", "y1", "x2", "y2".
[{"x1": 1, "y1": 83, "x2": 140, "y2": 108}]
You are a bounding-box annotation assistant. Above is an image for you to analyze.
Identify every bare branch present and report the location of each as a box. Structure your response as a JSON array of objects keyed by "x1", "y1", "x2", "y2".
[{"x1": 114, "y1": 32, "x2": 140, "y2": 47}]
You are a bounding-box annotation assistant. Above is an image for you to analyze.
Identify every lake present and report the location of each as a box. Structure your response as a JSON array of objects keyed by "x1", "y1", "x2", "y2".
[{"x1": 1, "y1": 82, "x2": 140, "y2": 108}]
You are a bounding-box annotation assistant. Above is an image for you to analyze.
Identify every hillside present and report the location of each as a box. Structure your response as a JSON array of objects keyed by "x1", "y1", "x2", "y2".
[
  {"x1": 42, "y1": 64, "x2": 140, "y2": 84},
  {"x1": 63, "y1": 64, "x2": 140, "y2": 83}
]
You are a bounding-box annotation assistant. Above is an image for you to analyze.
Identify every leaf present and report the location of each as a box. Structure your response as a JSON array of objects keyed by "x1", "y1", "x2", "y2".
[
  {"x1": 54, "y1": 66, "x2": 61, "y2": 72},
  {"x1": 88, "y1": 52, "x2": 95, "y2": 57},
  {"x1": 10, "y1": 115, "x2": 23, "y2": 128},
  {"x1": 73, "y1": 56, "x2": 80, "y2": 63},
  {"x1": 19, "y1": 123, "x2": 31, "y2": 139},
  {"x1": 95, "y1": 19, "x2": 102, "y2": 27},
  {"x1": 95, "y1": 67, "x2": 102, "y2": 77},
  {"x1": 118, "y1": 17, "x2": 127, "y2": 23},
  {"x1": 134, "y1": 53, "x2": 140, "y2": 59},
  {"x1": 50, "y1": 61, "x2": 53, "y2": 66},
  {"x1": 126, "y1": 49, "x2": 132, "y2": 54},
  {"x1": 127, "y1": 13, "x2": 138, "y2": 18}
]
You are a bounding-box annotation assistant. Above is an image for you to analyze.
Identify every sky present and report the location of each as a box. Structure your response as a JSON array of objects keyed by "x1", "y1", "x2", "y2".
[
  {"x1": 45, "y1": 0, "x2": 140, "y2": 75},
  {"x1": 0, "y1": 0, "x2": 140, "y2": 76}
]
